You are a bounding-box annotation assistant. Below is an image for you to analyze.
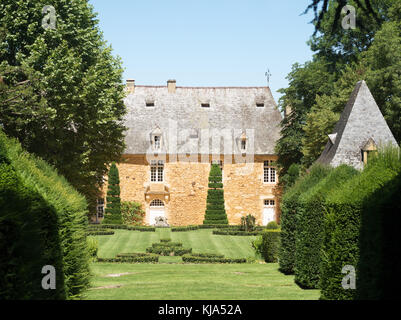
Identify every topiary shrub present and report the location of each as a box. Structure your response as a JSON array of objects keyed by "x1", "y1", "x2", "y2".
[
  {"x1": 103, "y1": 163, "x2": 122, "y2": 224},
  {"x1": 266, "y1": 221, "x2": 279, "y2": 230},
  {"x1": 320, "y1": 148, "x2": 401, "y2": 300},
  {"x1": 279, "y1": 163, "x2": 332, "y2": 274},
  {"x1": 203, "y1": 164, "x2": 228, "y2": 225},
  {"x1": 0, "y1": 131, "x2": 89, "y2": 299},
  {"x1": 294, "y1": 165, "x2": 358, "y2": 289},
  {"x1": 254, "y1": 229, "x2": 280, "y2": 262}
]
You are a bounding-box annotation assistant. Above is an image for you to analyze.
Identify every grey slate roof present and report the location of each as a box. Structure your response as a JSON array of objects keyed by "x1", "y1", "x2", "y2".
[
  {"x1": 317, "y1": 80, "x2": 398, "y2": 170},
  {"x1": 123, "y1": 84, "x2": 282, "y2": 155}
]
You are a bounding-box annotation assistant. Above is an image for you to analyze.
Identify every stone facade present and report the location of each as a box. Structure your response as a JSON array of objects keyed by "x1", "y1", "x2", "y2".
[
  {"x1": 98, "y1": 80, "x2": 283, "y2": 226},
  {"x1": 101, "y1": 154, "x2": 280, "y2": 226}
]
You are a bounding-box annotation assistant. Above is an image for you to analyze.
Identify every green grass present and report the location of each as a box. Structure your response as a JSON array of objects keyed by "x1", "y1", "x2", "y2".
[
  {"x1": 93, "y1": 228, "x2": 257, "y2": 259},
  {"x1": 84, "y1": 263, "x2": 319, "y2": 300},
  {"x1": 86, "y1": 228, "x2": 319, "y2": 300}
]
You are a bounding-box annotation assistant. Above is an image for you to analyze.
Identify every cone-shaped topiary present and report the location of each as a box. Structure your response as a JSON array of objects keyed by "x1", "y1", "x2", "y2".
[
  {"x1": 203, "y1": 164, "x2": 228, "y2": 225},
  {"x1": 103, "y1": 162, "x2": 122, "y2": 224}
]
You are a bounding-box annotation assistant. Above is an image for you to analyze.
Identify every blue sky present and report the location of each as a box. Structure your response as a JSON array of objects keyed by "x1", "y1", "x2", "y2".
[{"x1": 89, "y1": 0, "x2": 316, "y2": 103}]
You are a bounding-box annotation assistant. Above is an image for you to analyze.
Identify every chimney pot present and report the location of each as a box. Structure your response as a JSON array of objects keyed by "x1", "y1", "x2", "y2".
[
  {"x1": 126, "y1": 79, "x2": 135, "y2": 94},
  {"x1": 167, "y1": 79, "x2": 176, "y2": 93}
]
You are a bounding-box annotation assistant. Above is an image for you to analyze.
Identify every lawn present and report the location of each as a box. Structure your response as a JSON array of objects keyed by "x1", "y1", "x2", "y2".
[
  {"x1": 85, "y1": 228, "x2": 320, "y2": 300},
  {"x1": 94, "y1": 228, "x2": 257, "y2": 259},
  {"x1": 84, "y1": 263, "x2": 319, "y2": 300}
]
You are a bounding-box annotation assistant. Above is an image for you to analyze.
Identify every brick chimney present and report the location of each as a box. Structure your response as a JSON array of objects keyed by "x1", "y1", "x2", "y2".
[
  {"x1": 167, "y1": 79, "x2": 176, "y2": 93},
  {"x1": 126, "y1": 79, "x2": 135, "y2": 94}
]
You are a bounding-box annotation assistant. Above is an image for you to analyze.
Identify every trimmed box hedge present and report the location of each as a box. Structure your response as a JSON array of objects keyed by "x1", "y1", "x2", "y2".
[
  {"x1": 260, "y1": 230, "x2": 281, "y2": 263},
  {"x1": 97, "y1": 256, "x2": 159, "y2": 263},
  {"x1": 182, "y1": 255, "x2": 247, "y2": 264},
  {"x1": 279, "y1": 164, "x2": 332, "y2": 274},
  {"x1": 86, "y1": 230, "x2": 115, "y2": 236},
  {"x1": 212, "y1": 230, "x2": 261, "y2": 236},
  {"x1": 295, "y1": 165, "x2": 358, "y2": 289}
]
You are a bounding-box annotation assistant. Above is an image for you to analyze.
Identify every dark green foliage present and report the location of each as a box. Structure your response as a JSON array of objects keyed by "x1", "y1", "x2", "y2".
[
  {"x1": 259, "y1": 230, "x2": 281, "y2": 263},
  {"x1": 279, "y1": 164, "x2": 332, "y2": 274},
  {"x1": 356, "y1": 148, "x2": 401, "y2": 300},
  {"x1": 279, "y1": 163, "x2": 301, "y2": 191},
  {"x1": 203, "y1": 164, "x2": 228, "y2": 225},
  {"x1": 295, "y1": 165, "x2": 359, "y2": 289},
  {"x1": 97, "y1": 256, "x2": 159, "y2": 263},
  {"x1": 182, "y1": 255, "x2": 247, "y2": 264},
  {"x1": 320, "y1": 149, "x2": 400, "y2": 300},
  {"x1": 88, "y1": 224, "x2": 155, "y2": 232},
  {"x1": 171, "y1": 226, "x2": 199, "y2": 232},
  {"x1": 146, "y1": 240, "x2": 192, "y2": 256},
  {"x1": 0, "y1": 153, "x2": 65, "y2": 300},
  {"x1": 103, "y1": 163, "x2": 122, "y2": 224},
  {"x1": 212, "y1": 230, "x2": 261, "y2": 236},
  {"x1": 86, "y1": 230, "x2": 115, "y2": 236},
  {"x1": 266, "y1": 221, "x2": 279, "y2": 230},
  {"x1": 0, "y1": 131, "x2": 89, "y2": 299},
  {"x1": 0, "y1": 0, "x2": 127, "y2": 214}
]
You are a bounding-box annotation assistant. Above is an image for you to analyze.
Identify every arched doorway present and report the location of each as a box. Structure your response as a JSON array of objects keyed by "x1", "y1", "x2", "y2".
[
  {"x1": 149, "y1": 199, "x2": 165, "y2": 225},
  {"x1": 263, "y1": 199, "x2": 276, "y2": 225}
]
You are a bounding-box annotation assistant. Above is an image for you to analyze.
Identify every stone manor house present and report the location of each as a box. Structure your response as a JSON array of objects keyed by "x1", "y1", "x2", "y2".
[{"x1": 98, "y1": 79, "x2": 283, "y2": 226}]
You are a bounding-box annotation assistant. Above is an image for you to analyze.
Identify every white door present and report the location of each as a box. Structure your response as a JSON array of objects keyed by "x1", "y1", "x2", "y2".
[
  {"x1": 149, "y1": 199, "x2": 165, "y2": 225},
  {"x1": 263, "y1": 200, "x2": 276, "y2": 225}
]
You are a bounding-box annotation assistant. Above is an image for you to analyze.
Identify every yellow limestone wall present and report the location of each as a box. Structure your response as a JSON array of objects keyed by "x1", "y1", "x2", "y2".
[{"x1": 102, "y1": 155, "x2": 280, "y2": 226}]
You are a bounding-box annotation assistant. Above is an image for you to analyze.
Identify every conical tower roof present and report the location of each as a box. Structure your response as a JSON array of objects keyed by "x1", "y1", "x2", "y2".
[{"x1": 317, "y1": 81, "x2": 398, "y2": 170}]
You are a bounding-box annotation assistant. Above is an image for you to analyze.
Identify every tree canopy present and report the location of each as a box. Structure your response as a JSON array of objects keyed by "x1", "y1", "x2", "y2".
[{"x1": 0, "y1": 0, "x2": 127, "y2": 214}]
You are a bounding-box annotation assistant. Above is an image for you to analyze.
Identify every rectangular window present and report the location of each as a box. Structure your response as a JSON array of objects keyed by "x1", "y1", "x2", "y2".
[
  {"x1": 151, "y1": 160, "x2": 164, "y2": 182},
  {"x1": 201, "y1": 103, "x2": 210, "y2": 108},
  {"x1": 97, "y1": 198, "x2": 104, "y2": 218},
  {"x1": 256, "y1": 103, "x2": 264, "y2": 107},
  {"x1": 264, "y1": 160, "x2": 276, "y2": 183},
  {"x1": 146, "y1": 102, "x2": 155, "y2": 107}
]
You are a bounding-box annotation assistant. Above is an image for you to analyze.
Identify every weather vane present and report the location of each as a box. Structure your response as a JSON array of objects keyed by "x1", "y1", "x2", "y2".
[{"x1": 265, "y1": 69, "x2": 272, "y2": 87}]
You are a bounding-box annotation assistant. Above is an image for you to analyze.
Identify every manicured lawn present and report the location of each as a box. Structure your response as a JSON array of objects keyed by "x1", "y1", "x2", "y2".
[
  {"x1": 84, "y1": 263, "x2": 320, "y2": 300},
  {"x1": 94, "y1": 228, "x2": 257, "y2": 259},
  {"x1": 86, "y1": 228, "x2": 320, "y2": 300}
]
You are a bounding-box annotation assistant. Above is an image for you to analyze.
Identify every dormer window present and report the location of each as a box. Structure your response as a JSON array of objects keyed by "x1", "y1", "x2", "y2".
[
  {"x1": 154, "y1": 135, "x2": 161, "y2": 150},
  {"x1": 241, "y1": 139, "x2": 246, "y2": 151},
  {"x1": 238, "y1": 132, "x2": 248, "y2": 153},
  {"x1": 150, "y1": 127, "x2": 163, "y2": 151}
]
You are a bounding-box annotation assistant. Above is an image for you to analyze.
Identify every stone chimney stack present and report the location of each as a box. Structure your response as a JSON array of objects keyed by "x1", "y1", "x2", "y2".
[
  {"x1": 167, "y1": 79, "x2": 176, "y2": 93},
  {"x1": 126, "y1": 79, "x2": 135, "y2": 94}
]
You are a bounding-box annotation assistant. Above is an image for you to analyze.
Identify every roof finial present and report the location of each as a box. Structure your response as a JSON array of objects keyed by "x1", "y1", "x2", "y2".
[{"x1": 265, "y1": 68, "x2": 271, "y2": 87}]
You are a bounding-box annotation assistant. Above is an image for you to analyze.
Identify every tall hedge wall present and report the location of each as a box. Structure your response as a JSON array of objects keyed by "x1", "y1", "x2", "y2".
[
  {"x1": 320, "y1": 149, "x2": 400, "y2": 300},
  {"x1": 0, "y1": 145, "x2": 65, "y2": 299},
  {"x1": 0, "y1": 131, "x2": 90, "y2": 299},
  {"x1": 279, "y1": 164, "x2": 332, "y2": 275},
  {"x1": 357, "y1": 148, "x2": 401, "y2": 300},
  {"x1": 295, "y1": 165, "x2": 359, "y2": 289}
]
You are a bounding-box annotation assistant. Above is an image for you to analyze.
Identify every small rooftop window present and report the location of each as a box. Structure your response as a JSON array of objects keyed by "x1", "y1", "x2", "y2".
[
  {"x1": 201, "y1": 103, "x2": 210, "y2": 108},
  {"x1": 146, "y1": 101, "x2": 155, "y2": 107},
  {"x1": 256, "y1": 103, "x2": 264, "y2": 108}
]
